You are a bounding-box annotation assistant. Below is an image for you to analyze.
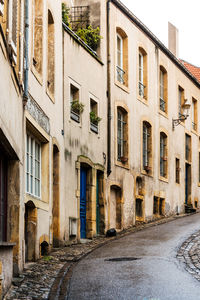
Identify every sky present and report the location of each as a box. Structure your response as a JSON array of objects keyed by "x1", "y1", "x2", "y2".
[{"x1": 122, "y1": 0, "x2": 200, "y2": 67}]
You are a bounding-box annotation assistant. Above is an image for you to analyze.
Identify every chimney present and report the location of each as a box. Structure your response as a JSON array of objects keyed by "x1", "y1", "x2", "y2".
[{"x1": 168, "y1": 22, "x2": 179, "y2": 57}]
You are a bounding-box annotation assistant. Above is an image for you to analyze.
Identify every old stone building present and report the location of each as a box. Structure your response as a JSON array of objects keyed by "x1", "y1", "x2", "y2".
[{"x1": 1, "y1": 0, "x2": 200, "y2": 296}]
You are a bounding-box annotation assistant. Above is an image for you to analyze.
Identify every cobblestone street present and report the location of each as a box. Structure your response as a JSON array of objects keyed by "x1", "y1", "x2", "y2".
[{"x1": 5, "y1": 212, "x2": 200, "y2": 300}]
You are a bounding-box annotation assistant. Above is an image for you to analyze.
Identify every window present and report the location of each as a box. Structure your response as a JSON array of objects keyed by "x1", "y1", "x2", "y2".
[
  {"x1": 178, "y1": 86, "x2": 184, "y2": 118},
  {"x1": 0, "y1": 0, "x2": 5, "y2": 16},
  {"x1": 90, "y1": 98, "x2": 100, "y2": 134},
  {"x1": 185, "y1": 134, "x2": 191, "y2": 162},
  {"x1": 139, "y1": 48, "x2": 147, "y2": 99},
  {"x1": 175, "y1": 158, "x2": 180, "y2": 184},
  {"x1": 117, "y1": 107, "x2": 128, "y2": 163},
  {"x1": 33, "y1": 0, "x2": 43, "y2": 75},
  {"x1": 160, "y1": 132, "x2": 167, "y2": 178},
  {"x1": 153, "y1": 196, "x2": 165, "y2": 216},
  {"x1": 47, "y1": 10, "x2": 55, "y2": 97},
  {"x1": 192, "y1": 98, "x2": 197, "y2": 131},
  {"x1": 7, "y1": 0, "x2": 19, "y2": 64},
  {"x1": 116, "y1": 28, "x2": 128, "y2": 87},
  {"x1": 143, "y1": 121, "x2": 152, "y2": 172},
  {"x1": 26, "y1": 134, "x2": 41, "y2": 198},
  {"x1": 70, "y1": 84, "x2": 82, "y2": 123},
  {"x1": 159, "y1": 66, "x2": 168, "y2": 113}
]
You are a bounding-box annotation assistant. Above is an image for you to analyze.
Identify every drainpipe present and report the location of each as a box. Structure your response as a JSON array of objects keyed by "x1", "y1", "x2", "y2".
[
  {"x1": 23, "y1": 0, "x2": 29, "y2": 105},
  {"x1": 107, "y1": 0, "x2": 111, "y2": 176}
]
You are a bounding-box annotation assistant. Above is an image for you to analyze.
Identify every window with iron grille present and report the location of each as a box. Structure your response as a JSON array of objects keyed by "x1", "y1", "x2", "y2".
[
  {"x1": 26, "y1": 134, "x2": 41, "y2": 198},
  {"x1": 143, "y1": 121, "x2": 151, "y2": 171},
  {"x1": 159, "y1": 67, "x2": 167, "y2": 112},
  {"x1": 117, "y1": 108, "x2": 128, "y2": 163},
  {"x1": 160, "y1": 132, "x2": 167, "y2": 178},
  {"x1": 69, "y1": 6, "x2": 90, "y2": 31},
  {"x1": 138, "y1": 48, "x2": 147, "y2": 99}
]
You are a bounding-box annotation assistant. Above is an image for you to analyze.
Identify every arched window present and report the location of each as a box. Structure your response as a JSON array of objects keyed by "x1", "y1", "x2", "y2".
[
  {"x1": 117, "y1": 107, "x2": 128, "y2": 163},
  {"x1": 116, "y1": 28, "x2": 128, "y2": 87},
  {"x1": 47, "y1": 9, "x2": 55, "y2": 97},
  {"x1": 160, "y1": 66, "x2": 168, "y2": 113},
  {"x1": 160, "y1": 132, "x2": 168, "y2": 178},
  {"x1": 33, "y1": 0, "x2": 43, "y2": 75},
  {"x1": 139, "y1": 47, "x2": 147, "y2": 100},
  {"x1": 143, "y1": 121, "x2": 152, "y2": 173}
]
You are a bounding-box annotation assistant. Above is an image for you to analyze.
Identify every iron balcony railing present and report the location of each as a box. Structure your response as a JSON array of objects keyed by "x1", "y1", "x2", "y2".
[
  {"x1": 116, "y1": 66, "x2": 125, "y2": 84},
  {"x1": 90, "y1": 122, "x2": 98, "y2": 134},
  {"x1": 160, "y1": 97, "x2": 166, "y2": 112},
  {"x1": 139, "y1": 82, "x2": 145, "y2": 98},
  {"x1": 71, "y1": 110, "x2": 80, "y2": 123}
]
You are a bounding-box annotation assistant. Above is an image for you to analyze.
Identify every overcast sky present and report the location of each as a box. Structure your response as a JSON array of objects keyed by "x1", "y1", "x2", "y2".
[{"x1": 121, "y1": 0, "x2": 200, "y2": 67}]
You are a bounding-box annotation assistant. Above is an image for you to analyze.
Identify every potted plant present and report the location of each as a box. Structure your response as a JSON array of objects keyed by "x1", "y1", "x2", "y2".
[
  {"x1": 71, "y1": 100, "x2": 84, "y2": 115},
  {"x1": 90, "y1": 111, "x2": 102, "y2": 125}
]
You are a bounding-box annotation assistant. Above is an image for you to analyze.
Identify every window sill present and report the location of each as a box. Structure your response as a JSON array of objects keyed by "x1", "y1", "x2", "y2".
[
  {"x1": 0, "y1": 242, "x2": 16, "y2": 247},
  {"x1": 141, "y1": 169, "x2": 153, "y2": 177},
  {"x1": 115, "y1": 160, "x2": 130, "y2": 170},
  {"x1": 31, "y1": 65, "x2": 43, "y2": 86},
  {"x1": 159, "y1": 176, "x2": 168, "y2": 183},
  {"x1": 137, "y1": 95, "x2": 148, "y2": 106},
  {"x1": 25, "y1": 193, "x2": 49, "y2": 211},
  {"x1": 46, "y1": 88, "x2": 55, "y2": 103},
  {"x1": 185, "y1": 159, "x2": 191, "y2": 164},
  {"x1": 159, "y1": 110, "x2": 168, "y2": 119},
  {"x1": 115, "y1": 80, "x2": 129, "y2": 93},
  {"x1": 191, "y1": 129, "x2": 198, "y2": 136}
]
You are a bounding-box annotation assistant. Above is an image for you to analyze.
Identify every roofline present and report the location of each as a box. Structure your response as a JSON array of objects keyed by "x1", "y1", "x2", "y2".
[{"x1": 111, "y1": 0, "x2": 200, "y2": 88}]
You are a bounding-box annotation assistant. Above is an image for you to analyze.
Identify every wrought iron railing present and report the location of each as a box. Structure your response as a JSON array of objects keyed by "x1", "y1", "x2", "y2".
[
  {"x1": 116, "y1": 66, "x2": 125, "y2": 84},
  {"x1": 90, "y1": 122, "x2": 98, "y2": 134},
  {"x1": 160, "y1": 97, "x2": 166, "y2": 112},
  {"x1": 139, "y1": 82, "x2": 145, "y2": 98},
  {"x1": 71, "y1": 110, "x2": 80, "y2": 123}
]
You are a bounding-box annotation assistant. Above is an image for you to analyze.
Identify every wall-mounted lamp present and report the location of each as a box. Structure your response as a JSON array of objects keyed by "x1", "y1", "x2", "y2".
[{"x1": 172, "y1": 101, "x2": 190, "y2": 130}]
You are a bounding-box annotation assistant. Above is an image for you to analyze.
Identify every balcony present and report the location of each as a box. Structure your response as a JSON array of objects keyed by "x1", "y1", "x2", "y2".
[
  {"x1": 70, "y1": 110, "x2": 80, "y2": 123},
  {"x1": 90, "y1": 122, "x2": 98, "y2": 134},
  {"x1": 139, "y1": 82, "x2": 145, "y2": 98},
  {"x1": 116, "y1": 66, "x2": 125, "y2": 84}
]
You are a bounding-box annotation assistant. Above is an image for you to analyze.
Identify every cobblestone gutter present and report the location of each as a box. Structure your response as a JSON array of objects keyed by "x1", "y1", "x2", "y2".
[
  {"x1": 177, "y1": 229, "x2": 200, "y2": 281},
  {"x1": 5, "y1": 213, "x2": 197, "y2": 300}
]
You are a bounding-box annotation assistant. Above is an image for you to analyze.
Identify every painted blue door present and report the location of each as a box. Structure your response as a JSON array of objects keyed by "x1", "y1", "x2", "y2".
[{"x1": 80, "y1": 168, "x2": 87, "y2": 238}]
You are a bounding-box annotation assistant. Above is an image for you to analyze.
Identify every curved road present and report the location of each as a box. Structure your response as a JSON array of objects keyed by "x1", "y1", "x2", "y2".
[{"x1": 67, "y1": 213, "x2": 200, "y2": 300}]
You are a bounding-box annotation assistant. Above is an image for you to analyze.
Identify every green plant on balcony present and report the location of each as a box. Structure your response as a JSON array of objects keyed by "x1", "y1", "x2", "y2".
[
  {"x1": 71, "y1": 100, "x2": 84, "y2": 114},
  {"x1": 62, "y1": 3, "x2": 70, "y2": 27},
  {"x1": 90, "y1": 111, "x2": 102, "y2": 125},
  {"x1": 76, "y1": 25, "x2": 102, "y2": 51}
]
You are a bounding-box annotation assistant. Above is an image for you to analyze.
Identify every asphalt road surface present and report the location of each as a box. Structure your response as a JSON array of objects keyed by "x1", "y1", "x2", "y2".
[{"x1": 67, "y1": 214, "x2": 200, "y2": 300}]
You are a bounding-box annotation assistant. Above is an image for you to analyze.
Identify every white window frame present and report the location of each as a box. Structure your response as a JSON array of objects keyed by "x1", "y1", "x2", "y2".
[
  {"x1": 139, "y1": 52, "x2": 144, "y2": 85},
  {"x1": 0, "y1": 0, "x2": 4, "y2": 16},
  {"x1": 117, "y1": 34, "x2": 123, "y2": 70},
  {"x1": 26, "y1": 133, "x2": 41, "y2": 198},
  {"x1": 7, "y1": 0, "x2": 18, "y2": 63}
]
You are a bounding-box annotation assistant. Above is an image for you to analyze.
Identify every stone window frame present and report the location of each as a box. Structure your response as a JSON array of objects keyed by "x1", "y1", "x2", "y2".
[
  {"x1": 46, "y1": 9, "x2": 55, "y2": 101},
  {"x1": 175, "y1": 157, "x2": 180, "y2": 184},
  {"x1": 159, "y1": 65, "x2": 168, "y2": 114},
  {"x1": 153, "y1": 196, "x2": 165, "y2": 216},
  {"x1": 159, "y1": 131, "x2": 168, "y2": 180},
  {"x1": 185, "y1": 133, "x2": 192, "y2": 163},
  {"x1": 7, "y1": 0, "x2": 19, "y2": 66},
  {"x1": 26, "y1": 132, "x2": 41, "y2": 199},
  {"x1": 116, "y1": 104, "x2": 129, "y2": 168},
  {"x1": 178, "y1": 85, "x2": 185, "y2": 120},
  {"x1": 69, "y1": 78, "x2": 82, "y2": 125},
  {"x1": 138, "y1": 47, "x2": 148, "y2": 101},
  {"x1": 31, "y1": 0, "x2": 43, "y2": 83},
  {"x1": 191, "y1": 97, "x2": 198, "y2": 132},
  {"x1": 115, "y1": 27, "x2": 128, "y2": 89},
  {"x1": 142, "y1": 120, "x2": 152, "y2": 175},
  {"x1": 89, "y1": 94, "x2": 100, "y2": 135}
]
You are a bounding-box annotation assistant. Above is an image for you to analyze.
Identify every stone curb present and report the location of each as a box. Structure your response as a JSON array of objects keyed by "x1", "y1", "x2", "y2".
[{"x1": 5, "y1": 212, "x2": 198, "y2": 300}]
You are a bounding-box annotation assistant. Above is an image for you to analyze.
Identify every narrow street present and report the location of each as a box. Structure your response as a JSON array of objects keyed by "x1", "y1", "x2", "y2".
[{"x1": 67, "y1": 213, "x2": 200, "y2": 300}]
